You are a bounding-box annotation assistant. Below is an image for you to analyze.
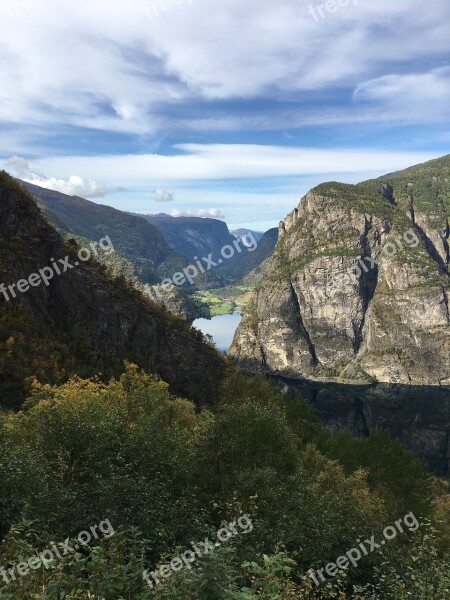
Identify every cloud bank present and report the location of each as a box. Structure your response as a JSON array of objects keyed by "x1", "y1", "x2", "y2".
[
  {"x1": 4, "y1": 156, "x2": 106, "y2": 198},
  {"x1": 169, "y1": 208, "x2": 226, "y2": 219},
  {"x1": 0, "y1": 0, "x2": 449, "y2": 148}
]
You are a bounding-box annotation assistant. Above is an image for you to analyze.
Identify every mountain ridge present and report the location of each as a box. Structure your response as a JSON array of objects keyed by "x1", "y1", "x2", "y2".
[
  {"x1": 137, "y1": 212, "x2": 238, "y2": 263},
  {"x1": 21, "y1": 180, "x2": 195, "y2": 285},
  {"x1": 0, "y1": 172, "x2": 226, "y2": 407}
]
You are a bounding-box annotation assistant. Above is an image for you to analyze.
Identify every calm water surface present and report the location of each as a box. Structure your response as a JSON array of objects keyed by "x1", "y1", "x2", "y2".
[{"x1": 193, "y1": 313, "x2": 242, "y2": 352}]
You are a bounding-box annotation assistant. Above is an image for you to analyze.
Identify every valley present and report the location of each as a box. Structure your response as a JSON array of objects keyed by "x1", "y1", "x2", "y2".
[
  {"x1": 1, "y1": 156, "x2": 449, "y2": 599},
  {"x1": 2, "y1": 3, "x2": 450, "y2": 596}
]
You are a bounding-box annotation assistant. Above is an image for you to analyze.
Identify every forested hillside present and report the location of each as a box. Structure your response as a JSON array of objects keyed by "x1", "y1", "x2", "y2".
[
  {"x1": 0, "y1": 172, "x2": 225, "y2": 408},
  {"x1": 21, "y1": 180, "x2": 206, "y2": 285}
]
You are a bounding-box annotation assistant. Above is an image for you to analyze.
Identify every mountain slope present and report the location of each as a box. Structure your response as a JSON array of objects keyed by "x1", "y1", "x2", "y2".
[
  {"x1": 0, "y1": 172, "x2": 226, "y2": 407},
  {"x1": 62, "y1": 233, "x2": 200, "y2": 320},
  {"x1": 230, "y1": 156, "x2": 450, "y2": 386},
  {"x1": 21, "y1": 181, "x2": 191, "y2": 285},
  {"x1": 231, "y1": 229, "x2": 264, "y2": 245},
  {"x1": 218, "y1": 227, "x2": 278, "y2": 284},
  {"x1": 138, "y1": 213, "x2": 238, "y2": 262}
]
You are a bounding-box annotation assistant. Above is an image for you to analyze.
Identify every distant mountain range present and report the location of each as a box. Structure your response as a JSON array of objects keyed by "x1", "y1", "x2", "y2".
[
  {"x1": 230, "y1": 229, "x2": 264, "y2": 246},
  {"x1": 138, "y1": 215, "x2": 274, "y2": 284},
  {"x1": 19, "y1": 181, "x2": 280, "y2": 317},
  {"x1": 22, "y1": 181, "x2": 190, "y2": 285},
  {"x1": 137, "y1": 213, "x2": 238, "y2": 262}
]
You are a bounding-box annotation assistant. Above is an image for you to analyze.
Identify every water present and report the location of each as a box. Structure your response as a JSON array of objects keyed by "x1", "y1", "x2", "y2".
[{"x1": 192, "y1": 313, "x2": 242, "y2": 352}]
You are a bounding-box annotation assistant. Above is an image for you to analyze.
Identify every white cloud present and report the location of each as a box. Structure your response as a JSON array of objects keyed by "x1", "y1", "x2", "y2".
[
  {"x1": 31, "y1": 175, "x2": 106, "y2": 198},
  {"x1": 13, "y1": 145, "x2": 440, "y2": 228},
  {"x1": 4, "y1": 155, "x2": 40, "y2": 178},
  {"x1": 154, "y1": 188, "x2": 174, "y2": 202},
  {"x1": 170, "y1": 208, "x2": 226, "y2": 219},
  {"x1": 29, "y1": 146, "x2": 441, "y2": 183},
  {"x1": 4, "y1": 155, "x2": 106, "y2": 198}
]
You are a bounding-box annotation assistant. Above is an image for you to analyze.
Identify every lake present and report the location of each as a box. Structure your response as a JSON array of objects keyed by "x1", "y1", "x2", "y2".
[{"x1": 192, "y1": 313, "x2": 242, "y2": 352}]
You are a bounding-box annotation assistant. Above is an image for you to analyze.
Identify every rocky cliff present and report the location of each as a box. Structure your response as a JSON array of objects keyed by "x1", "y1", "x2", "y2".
[
  {"x1": 274, "y1": 377, "x2": 450, "y2": 475},
  {"x1": 230, "y1": 156, "x2": 450, "y2": 386},
  {"x1": 140, "y1": 213, "x2": 237, "y2": 264},
  {"x1": 0, "y1": 172, "x2": 226, "y2": 407},
  {"x1": 218, "y1": 228, "x2": 278, "y2": 284}
]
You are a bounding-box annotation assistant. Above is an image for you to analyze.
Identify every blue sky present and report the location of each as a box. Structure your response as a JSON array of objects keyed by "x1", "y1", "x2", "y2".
[{"x1": 1, "y1": 0, "x2": 449, "y2": 230}]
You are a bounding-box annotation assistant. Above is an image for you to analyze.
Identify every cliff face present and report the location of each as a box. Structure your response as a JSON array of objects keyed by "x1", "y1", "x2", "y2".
[
  {"x1": 140, "y1": 213, "x2": 237, "y2": 263},
  {"x1": 218, "y1": 228, "x2": 278, "y2": 284},
  {"x1": 274, "y1": 377, "x2": 450, "y2": 475},
  {"x1": 230, "y1": 156, "x2": 450, "y2": 386},
  {"x1": 0, "y1": 173, "x2": 226, "y2": 406}
]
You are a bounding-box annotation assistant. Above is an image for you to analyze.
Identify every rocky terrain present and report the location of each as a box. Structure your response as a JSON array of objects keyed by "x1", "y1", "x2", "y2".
[
  {"x1": 230, "y1": 156, "x2": 450, "y2": 386},
  {"x1": 218, "y1": 227, "x2": 278, "y2": 284}
]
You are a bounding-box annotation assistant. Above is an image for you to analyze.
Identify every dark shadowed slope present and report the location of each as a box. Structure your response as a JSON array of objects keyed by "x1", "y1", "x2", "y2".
[
  {"x1": 0, "y1": 172, "x2": 226, "y2": 408},
  {"x1": 218, "y1": 228, "x2": 278, "y2": 283}
]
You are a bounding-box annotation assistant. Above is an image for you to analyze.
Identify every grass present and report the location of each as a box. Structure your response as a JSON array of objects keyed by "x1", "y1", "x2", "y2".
[
  {"x1": 191, "y1": 291, "x2": 235, "y2": 316},
  {"x1": 191, "y1": 286, "x2": 254, "y2": 316}
]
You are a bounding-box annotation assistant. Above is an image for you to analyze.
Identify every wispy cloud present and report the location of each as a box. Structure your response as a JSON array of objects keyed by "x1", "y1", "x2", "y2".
[
  {"x1": 0, "y1": 0, "x2": 449, "y2": 146},
  {"x1": 20, "y1": 146, "x2": 440, "y2": 183},
  {"x1": 354, "y1": 67, "x2": 450, "y2": 121},
  {"x1": 0, "y1": 1, "x2": 448, "y2": 227}
]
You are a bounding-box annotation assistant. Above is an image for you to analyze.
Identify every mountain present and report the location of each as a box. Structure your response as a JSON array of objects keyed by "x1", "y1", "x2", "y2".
[
  {"x1": 64, "y1": 233, "x2": 200, "y2": 320},
  {"x1": 0, "y1": 172, "x2": 226, "y2": 408},
  {"x1": 230, "y1": 155, "x2": 450, "y2": 386},
  {"x1": 230, "y1": 228, "x2": 264, "y2": 246},
  {"x1": 218, "y1": 227, "x2": 278, "y2": 284},
  {"x1": 138, "y1": 213, "x2": 238, "y2": 263},
  {"x1": 21, "y1": 181, "x2": 192, "y2": 285}
]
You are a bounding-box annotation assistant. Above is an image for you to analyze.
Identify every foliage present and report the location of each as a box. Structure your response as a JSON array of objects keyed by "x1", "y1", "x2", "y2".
[
  {"x1": 1, "y1": 365, "x2": 447, "y2": 599},
  {"x1": 361, "y1": 521, "x2": 450, "y2": 599}
]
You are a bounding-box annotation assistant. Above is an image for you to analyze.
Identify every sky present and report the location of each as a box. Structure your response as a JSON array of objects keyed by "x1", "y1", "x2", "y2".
[{"x1": 0, "y1": 0, "x2": 449, "y2": 231}]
